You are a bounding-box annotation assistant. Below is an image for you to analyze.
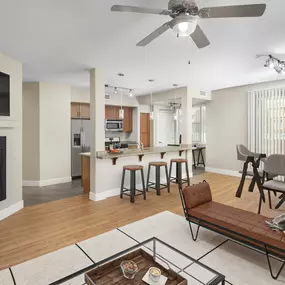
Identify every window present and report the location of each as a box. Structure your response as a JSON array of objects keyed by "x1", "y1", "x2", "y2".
[
  {"x1": 192, "y1": 105, "x2": 206, "y2": 143},
  {"x1": 248, "y1": 87, "x2": 285, "y2": 155}
]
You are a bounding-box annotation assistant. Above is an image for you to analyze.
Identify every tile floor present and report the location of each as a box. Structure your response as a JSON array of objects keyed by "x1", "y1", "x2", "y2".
[
  {"x1": 1, "y1": 211, "x2": 284, "y2": 285},
  {"x1": 23, "y1": 179, "x2": 84, "y2": 207}
]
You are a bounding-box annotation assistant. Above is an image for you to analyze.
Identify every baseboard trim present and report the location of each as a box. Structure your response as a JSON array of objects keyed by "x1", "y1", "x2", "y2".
[
  {"x1": 23, "y1": 177, "x2": 72, "y2": 187},
  {"x1": 205, "y1": 167, "x2": 241, "y2": 177},
  {"x1": 89, "y1": 188, "x2": 121, "y2": 202},
  {"x1": 89, "y1": 173, "x2": 193, "y2": 202},
  {"x1": 0, "y1": 200, "x2": 24, "y2": 221}
]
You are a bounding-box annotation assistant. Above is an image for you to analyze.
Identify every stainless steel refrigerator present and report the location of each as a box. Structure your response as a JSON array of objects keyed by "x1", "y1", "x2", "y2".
[{"x1": 71, "y1": 119, "x2": 91, "y2": 178}]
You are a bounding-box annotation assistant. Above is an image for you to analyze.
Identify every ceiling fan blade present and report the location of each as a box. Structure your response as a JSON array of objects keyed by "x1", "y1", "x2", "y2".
[
  {"x1": 137, "y1": 23, "x2": 170, "y2": 47},
  {"x1": 190, "y1": 25, "x2": 210, "y2": 49},
  {"x1": 111, "y1": 5, "x2": 171, "y2": 16},
  {"x1": 199, "y1": 4, "x2": 266, "y2": 18}
]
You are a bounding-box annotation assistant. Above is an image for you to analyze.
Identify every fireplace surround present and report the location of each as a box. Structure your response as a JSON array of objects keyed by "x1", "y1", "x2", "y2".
[{"x1": 0, "y1": 136, "x2": 6, "y2": 202}]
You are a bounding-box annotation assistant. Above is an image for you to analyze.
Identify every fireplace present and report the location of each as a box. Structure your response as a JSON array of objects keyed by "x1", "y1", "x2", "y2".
[{"x1": 0, "y1": 137, "x2": 6, "y2": 202}]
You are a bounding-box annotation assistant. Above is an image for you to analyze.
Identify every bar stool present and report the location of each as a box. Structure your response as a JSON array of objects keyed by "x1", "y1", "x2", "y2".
[
  {"x1": 146, "y1": 162, "x2": 170, "y2": 195},
  {"x1": 120, "y1": 165, "x2": 146, "y2": 203},
  {"x1": 169, "y1": 158, "x2": 190, "y2": 186}
]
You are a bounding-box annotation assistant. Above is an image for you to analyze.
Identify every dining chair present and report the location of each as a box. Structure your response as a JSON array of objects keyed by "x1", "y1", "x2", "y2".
[
  {"x1": 257, "y1": 154, "x2": 285, "y2": 213},
  {"x1": 236, "y1": 144, "x2": 266, "y2": 198}
]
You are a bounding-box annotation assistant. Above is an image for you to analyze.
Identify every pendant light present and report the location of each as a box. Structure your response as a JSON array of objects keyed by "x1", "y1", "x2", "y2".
[
  {"x1": 173, "y1": 84, "x2": 178, "y2": 121},
  {"x1": 149, "y1": 79, "x2": 155, "y2": 120},
  {"x1": 119, "y1": 89, "x2": 124, "y2": 119}
]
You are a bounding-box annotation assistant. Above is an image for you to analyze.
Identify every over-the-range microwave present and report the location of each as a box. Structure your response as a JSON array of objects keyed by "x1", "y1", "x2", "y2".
[{"x1": 105, "y1": 120, "x2": 123, "y2": 132}]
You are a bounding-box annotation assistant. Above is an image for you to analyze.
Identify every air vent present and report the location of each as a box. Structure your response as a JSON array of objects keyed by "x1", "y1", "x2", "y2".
[
  {"x1": 105, "y1": 94, "x2": 111, "y2": 100},
  {"x1": 200, "y1": 90, "x2": 207, "y2": 96}
]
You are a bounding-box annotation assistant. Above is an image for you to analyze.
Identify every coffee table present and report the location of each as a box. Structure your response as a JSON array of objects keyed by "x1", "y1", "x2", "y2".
[{"x1": 50, "y1": 237, "x2": 226, "y2": 285}]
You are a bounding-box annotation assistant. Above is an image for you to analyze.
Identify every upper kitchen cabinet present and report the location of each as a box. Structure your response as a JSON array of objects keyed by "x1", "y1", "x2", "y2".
[
  {"x1": 123, "y1": 107, "x2": 133, "y2": 133},
  {"x1": 105, "y1": 105, "x2": 121, "y2": 120},
  {"x1": 71, "y1": 102, "x2": 90, "y2": 119},
  {"x1": 71, "y1": 103, "x2": 81, "y2": 119},
  {"x1": 80, "y1": 103, "x2": 90, "y2": 119}
]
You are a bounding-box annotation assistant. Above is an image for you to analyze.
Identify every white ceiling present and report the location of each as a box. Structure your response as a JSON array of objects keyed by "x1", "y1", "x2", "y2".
[{"x1": 0, "y1": 0, "x2": 284, "y2": 95}]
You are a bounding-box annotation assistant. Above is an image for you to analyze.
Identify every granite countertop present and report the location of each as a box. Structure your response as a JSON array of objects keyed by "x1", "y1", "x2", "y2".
[{"x1": 95, "y1": 144, "x2": 192, "y2": 159}]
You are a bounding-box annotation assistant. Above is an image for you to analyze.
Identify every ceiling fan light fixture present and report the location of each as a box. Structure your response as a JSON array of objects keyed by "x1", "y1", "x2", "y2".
[{"x1": 170, "y1": 15, "x2": 197, "y2": 37}]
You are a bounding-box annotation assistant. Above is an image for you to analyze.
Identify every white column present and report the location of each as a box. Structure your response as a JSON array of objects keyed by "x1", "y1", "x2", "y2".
[
  {"x1": 181, "y1": 86, "x2": 193, "y2": 175},
  {"x1": 90, "y1": 68, "x2": 105, "y2": 200}
]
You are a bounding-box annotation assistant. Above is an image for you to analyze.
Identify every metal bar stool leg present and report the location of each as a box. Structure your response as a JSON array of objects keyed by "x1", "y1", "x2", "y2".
[
  {"x1": 165, "y1": 165, "x2": 170, "y2": 193},
  {"x1": 185, "y1": 161, "x2": 190, "y2": 186},
  {"x1": 141, "y1": 169, "x2": 146, "y2": 200},
  {"x1": 156, "y1": 166, "x2": 161, "y2": 196},
  {"x1": 177, "y1": 162, "x2": 182, "y2": 187},
  {"x1": 146, "y1": 164, "x2": 151, "y2": 191},
  {"x1": 192, "y1": 149, "x2": 197, "y2": 169},
  {"x1": 130, "y1": 170, "x2": 135, "y2": 203},
  {"x1": 120, "y1": 169, "x2": 126, "y2": 199},
  {"x1": 169, "y1": 161, "x2": 173, "y2": 183}
]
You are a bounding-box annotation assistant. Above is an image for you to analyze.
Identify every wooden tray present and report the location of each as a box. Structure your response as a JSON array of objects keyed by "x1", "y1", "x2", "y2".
[{"x1": 85, "y1": 249, "x2": 187, "y2": 285}]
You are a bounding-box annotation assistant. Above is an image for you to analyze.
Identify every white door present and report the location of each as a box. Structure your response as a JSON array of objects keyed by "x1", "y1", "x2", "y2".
[{"x1": 156, "y1": 113, "x2": 175, "y2": 146}]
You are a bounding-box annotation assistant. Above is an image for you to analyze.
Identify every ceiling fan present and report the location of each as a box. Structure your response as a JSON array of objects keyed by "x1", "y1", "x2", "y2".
[{"x1": 111, "y1": 0, "x2": 266, "y2": 48}]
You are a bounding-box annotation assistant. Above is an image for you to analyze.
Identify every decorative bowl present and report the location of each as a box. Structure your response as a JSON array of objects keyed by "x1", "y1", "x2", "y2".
[{"x1": 120, "y1": 260, "x2": 139, "y2": 279}]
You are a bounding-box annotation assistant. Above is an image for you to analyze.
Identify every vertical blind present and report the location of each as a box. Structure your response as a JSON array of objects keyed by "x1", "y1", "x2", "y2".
[{"x1": 248, "y1": 87, "x2": 285, "y2": 156}]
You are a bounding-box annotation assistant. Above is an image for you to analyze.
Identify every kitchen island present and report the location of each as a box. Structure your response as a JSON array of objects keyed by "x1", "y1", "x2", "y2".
[{"x1": 80, "y1": 145, "x2": 192, "y2": 200}]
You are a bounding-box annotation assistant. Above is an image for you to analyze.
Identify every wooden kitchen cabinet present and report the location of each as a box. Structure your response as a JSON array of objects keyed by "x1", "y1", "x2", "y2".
[
  {"x1": 123, "y1": 107, "x2": 133, "y2": 133},
  {"x1": 71, "y1": 102, "x2": 90, "y2": 119},
  {"x1": 105, "y1": 105, "x2": 122, "y2": 120},
  {"x1": 80, "y1": 103, "x2": 90, "y2": 119},
  {"x1": 113, "y1": 106, "x2": 121, "y2": 120},
  {"x1": 105, "y1": 105, "x2": 114, "y2": 119},
  {"x1": 71, "y1": 103, "x2": 81, "y2": 119}
]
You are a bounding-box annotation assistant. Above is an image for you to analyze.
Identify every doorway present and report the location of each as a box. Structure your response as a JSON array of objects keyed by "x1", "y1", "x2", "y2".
[
  {"x1": 140, "y1": 113, "x2": 150, "y2": 147},
  {"x1": 156, "y1": 112, "x2": 175, "y2": 146}
]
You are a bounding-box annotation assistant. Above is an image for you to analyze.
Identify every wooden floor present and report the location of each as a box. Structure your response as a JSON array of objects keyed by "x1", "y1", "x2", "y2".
[{"x1": 0, "y1": 172, "x2": 283, "y2": 270}]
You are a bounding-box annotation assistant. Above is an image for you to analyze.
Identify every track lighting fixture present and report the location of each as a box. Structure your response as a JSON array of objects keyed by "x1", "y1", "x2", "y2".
[
  {"x1": 113, "y1": 87, "x2": 118, "y2": 95},
  {"x1": 129, "y1": 89, "x2": 133, "y2": 97},
  {"x1": 261, "y1": 55, "x2": 285, "y2": 74}
]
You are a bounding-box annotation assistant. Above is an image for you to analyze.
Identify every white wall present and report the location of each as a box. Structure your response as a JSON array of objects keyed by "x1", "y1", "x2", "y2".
[
  {"x1": 206, "y1": 79, "x2": 285, "y2": 174},
  {"x1": 23, "y1": 83, "x2": 40, "y2": 181},
  {"x1": 71, "y1": 87, "x2": 89, "y2": 103},
  {"x1": 71, "y1": 86, "x2": 139, "y2": 107},
  {"x1": 0, "y1": 52, "x2": 23, "y2": 220},
  {"x1": 23, "y1": 82, "x2": 71, "y2": 186},
  {"x1": 39, "y1": 83, "x2": 71, "y2": 183}
]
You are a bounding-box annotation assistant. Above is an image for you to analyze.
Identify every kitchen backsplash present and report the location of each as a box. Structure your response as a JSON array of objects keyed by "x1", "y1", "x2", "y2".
[{"x1": 105, "y1": 131, "x2": 132, "y2": 141}]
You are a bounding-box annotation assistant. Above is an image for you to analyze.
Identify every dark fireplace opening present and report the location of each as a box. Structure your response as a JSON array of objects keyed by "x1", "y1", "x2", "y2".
[{"x1": 0, "y1": 137, "x2": 6, "y2": 202}]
